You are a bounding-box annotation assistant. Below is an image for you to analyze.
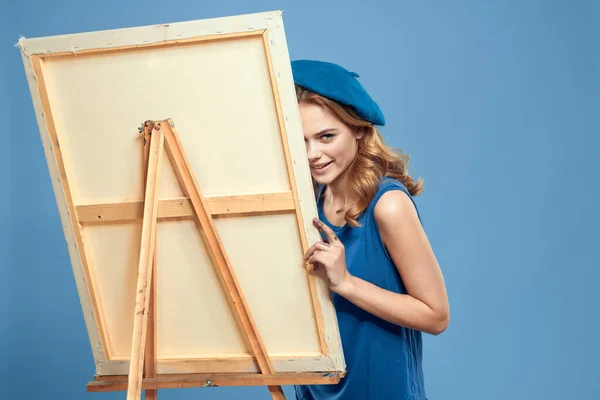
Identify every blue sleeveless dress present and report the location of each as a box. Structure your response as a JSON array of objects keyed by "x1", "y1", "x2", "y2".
[{"x1": 295, "y1": 178, "x2": 427, "y2": 400}]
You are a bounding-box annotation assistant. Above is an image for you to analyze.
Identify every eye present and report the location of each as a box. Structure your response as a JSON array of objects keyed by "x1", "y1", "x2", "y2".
[{"x1": 320, "y1": 133, "x2": 335, "y2": 141}]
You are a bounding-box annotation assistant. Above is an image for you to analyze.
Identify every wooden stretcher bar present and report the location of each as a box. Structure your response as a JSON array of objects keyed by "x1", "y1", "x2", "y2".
[{"x1": 75, "y1": 192, "x2": 296, "y2": 223}]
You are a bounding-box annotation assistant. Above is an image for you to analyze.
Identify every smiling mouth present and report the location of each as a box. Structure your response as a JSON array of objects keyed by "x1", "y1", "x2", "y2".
[{"x1": 311, "y1": 161, "x2": 332, "y2": 170}]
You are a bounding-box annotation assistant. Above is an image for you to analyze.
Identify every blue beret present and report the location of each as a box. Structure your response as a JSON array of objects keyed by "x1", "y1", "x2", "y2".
[{"x1": 291, "y1": 59, "x2": 386, "y2": 126}]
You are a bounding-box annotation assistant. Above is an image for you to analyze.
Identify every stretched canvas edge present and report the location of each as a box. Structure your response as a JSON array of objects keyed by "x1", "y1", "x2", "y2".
[
  {"x1": 264, "y1": 14, "x2": 346, "y2": 372},
  {"x1": 18, "y1": 49, "x2": 107, "y2": 368},
  {"x1": 17, "y1": 11, "x2": 275, "y2": 56}
]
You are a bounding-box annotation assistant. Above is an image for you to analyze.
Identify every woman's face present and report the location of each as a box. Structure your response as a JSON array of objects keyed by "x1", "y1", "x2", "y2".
[{"x1": 299, "y1": 102, "x2": 363, "y2": 186}]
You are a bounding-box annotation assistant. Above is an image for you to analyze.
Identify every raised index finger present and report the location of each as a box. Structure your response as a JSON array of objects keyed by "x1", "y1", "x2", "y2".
[{"x1": 313, "y1": 218, "x2": 339, "y2": 244}]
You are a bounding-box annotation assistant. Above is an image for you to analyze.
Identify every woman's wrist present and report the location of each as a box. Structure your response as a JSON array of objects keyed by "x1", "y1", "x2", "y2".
[{"x1": 330, "y1": 273, "x2": 356, "y2": 297}]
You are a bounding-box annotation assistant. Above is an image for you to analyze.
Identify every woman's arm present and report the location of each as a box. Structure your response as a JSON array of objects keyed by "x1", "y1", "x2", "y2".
[{"x1": 306, "y1": 191, "x2": 449, "y2": 335}]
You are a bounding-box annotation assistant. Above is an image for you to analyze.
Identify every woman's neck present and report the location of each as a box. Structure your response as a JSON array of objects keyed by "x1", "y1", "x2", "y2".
[{"x1": 323, "y1": 173, "x2": 355, "y2": 213}]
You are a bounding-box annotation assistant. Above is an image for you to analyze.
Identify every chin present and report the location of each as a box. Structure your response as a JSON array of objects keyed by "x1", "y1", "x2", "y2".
[
  {"x1": 312, "y1": 176, "x2": 329, "y2": 185},
  {"x1": 312, "y1": 173, "x2": 337, "y2": 186}
]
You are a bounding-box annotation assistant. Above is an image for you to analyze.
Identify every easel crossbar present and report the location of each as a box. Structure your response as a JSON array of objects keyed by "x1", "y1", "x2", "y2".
[{"x1": 88, "y1": 372, "x2": 341, "y2": 392}]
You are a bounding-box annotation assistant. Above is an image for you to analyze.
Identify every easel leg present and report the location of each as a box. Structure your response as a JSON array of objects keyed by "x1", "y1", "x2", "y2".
[
  {"x1": 160, "y1": 119, "x2": 286, "y2": 399},
  {"x1": 144, "y1": 252, "x2": 157, "y2": 400},
  {"x1": 127, "y1": 123, "x2": 165, "y2": 400},
  {"x1": 268, "y1": 386, "x2": 286, "y2": 399},
  {"x1": 142, "y1": 121, "x2": 158, "y2": 400}
]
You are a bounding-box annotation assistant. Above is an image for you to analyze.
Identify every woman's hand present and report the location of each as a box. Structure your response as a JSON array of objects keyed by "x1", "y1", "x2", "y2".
[{"x1": 304, "y1": 218, "x2": 353, "y2": 294}]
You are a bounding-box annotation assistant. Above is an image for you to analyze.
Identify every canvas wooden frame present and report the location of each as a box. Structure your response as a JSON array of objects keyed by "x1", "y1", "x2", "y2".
[{"x1": 17, "y1": 10, "x2": 345, "y2": 395}]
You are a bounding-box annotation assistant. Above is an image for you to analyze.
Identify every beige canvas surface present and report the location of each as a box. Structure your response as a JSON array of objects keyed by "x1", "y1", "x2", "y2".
[{"x1": 18, "y1": 11, "x2": 345, "y2": 376}]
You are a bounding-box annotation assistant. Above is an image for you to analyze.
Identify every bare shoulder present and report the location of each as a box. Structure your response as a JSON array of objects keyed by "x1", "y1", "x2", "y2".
[{"x1": 373, "y1": 189, "x2": 420, "y2": 228}]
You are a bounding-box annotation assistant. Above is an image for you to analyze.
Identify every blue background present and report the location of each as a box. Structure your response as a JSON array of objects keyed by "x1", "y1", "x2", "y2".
[{"x1": 1, "y1": 1, "x2": 599, "y2": 399}]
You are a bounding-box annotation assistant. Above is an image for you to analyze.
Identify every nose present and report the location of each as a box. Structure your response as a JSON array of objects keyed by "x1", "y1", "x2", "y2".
[{"x1": 305, "y1": 140, "x2": 322, "y2": 163}]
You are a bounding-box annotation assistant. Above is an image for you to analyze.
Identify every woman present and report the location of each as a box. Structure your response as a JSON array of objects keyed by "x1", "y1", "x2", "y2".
[{"x1": 291, "y1": 60, "x2": 450, "y2": 400}]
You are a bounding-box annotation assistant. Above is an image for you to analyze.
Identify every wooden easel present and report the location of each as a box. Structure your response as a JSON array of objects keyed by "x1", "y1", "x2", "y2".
[
  {"x1": 82, "y1": 118, "x2": 342, "y2": 395},
  {"x1": 127, "y1": 119, "x2": 286, "y2": 400}
]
